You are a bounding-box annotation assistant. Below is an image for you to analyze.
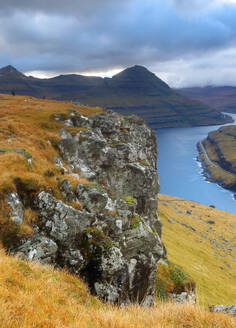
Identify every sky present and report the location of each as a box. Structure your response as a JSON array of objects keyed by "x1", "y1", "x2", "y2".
[{"x1": 2, "y1": 0, "x2": 236, "y2": 87}]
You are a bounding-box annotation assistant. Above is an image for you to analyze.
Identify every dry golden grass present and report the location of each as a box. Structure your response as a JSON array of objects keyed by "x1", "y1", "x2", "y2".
[
  {"x1": 0, "y1": 250, "x2": 235, "y2": 328},
  {"x1": 0, "y1": 94, "x2": 101, "y2": 240},
  {"x1": 158, "y1": 194, "x2": 236, "y2": 306}
]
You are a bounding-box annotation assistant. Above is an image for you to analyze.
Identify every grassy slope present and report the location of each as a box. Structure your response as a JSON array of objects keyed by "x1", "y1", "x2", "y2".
[
  {"x1": 0, "y1": 95, "x2": 235, "y2": 326},
  {"x1": 0, "y1": 94, "x2": 101, "y2": 241},
  {"x1": 199, "y1": 126, "x2": 236, "y2": 189},
  {"x1": 159, "y1": 194, "x2": 236, "y2": 306},
  {"x1": 0, "y1": 250, "x2": 235, "y2": 328},
  {"x1": 177, "y1": 86, "x2": 236, "y2": 113}
]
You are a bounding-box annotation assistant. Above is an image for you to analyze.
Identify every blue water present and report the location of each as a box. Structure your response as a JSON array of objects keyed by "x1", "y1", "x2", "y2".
[{"x1": 155, "y1": 114, "x2": 236, "y2": 214}]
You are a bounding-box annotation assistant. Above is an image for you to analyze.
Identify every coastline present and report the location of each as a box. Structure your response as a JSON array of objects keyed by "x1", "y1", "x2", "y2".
[{"x1": 196, "y1": 141, "x2": 236, "y2": 197}]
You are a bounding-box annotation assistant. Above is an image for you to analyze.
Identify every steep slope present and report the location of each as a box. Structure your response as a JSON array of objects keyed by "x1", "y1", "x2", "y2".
[
  {"x1": 0, "y1": 251, "x2": 235, "y2": 328},
  {"x1": 158, "y1": 194, "x2": 236, "y2": 306},
  {"x1": 178, "y1": 86, "x2": 236, "y2": 113},
  {"x1": 0, "y1": 65, "x2": 231, "y2": 128},
  {"x1": 0, "y1": 94, "x2": 163, "y2": 306},
  {"x1": 197, "y1": 125, "x2": 236, "y2": 190},
  {"x1": 81, "y1": 66, "x2": 231, "y2": 128}
]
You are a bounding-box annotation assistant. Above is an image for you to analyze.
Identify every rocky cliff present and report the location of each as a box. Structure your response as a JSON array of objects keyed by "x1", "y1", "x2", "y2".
[{"x1": 3, "y1": 103, "x2": 164, "y2": 305}]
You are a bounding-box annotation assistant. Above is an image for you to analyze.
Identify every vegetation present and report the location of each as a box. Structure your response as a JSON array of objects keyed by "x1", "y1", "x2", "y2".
[
  {"x1": 0, "y1": 94, "x2": 235, "y2": 326},
  {"x1": 199, "y1": 126, "x2": 236, "y2": 189},
  {"x1": 155, "y1": 262, "x2": 195, "y2": 300},
  {"x1": 0, "y1": 65, "x2": 230, "y2": 129},
  {"x1": 0, "y1": 250, "x2": 235, "y2": 328},
  {"x1": 158, "y1": 194, "x2": 236, "y2": 306},
  {"x1": 0, "y1": 94, "x2": 101, "y2": 240},
  {"x1": 123, "y1": 195, "x2": 136, "y2": 205},
  {"x1": 130, "y1": 215, "x2": 141, "y2": 229}
]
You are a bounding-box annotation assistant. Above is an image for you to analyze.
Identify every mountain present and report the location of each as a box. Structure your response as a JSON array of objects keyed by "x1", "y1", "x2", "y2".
[
  {"x1": 177, "y1": 86, "x2": 236, "y2": 113},
  {"x1": 0, "y1": 65, "x2": 231, "y2": 128}
]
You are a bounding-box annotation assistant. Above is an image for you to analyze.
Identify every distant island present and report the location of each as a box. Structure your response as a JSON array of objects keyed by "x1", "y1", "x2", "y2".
[{"x1": 0, "y1": 65, "x2": 231, "y2": 128}]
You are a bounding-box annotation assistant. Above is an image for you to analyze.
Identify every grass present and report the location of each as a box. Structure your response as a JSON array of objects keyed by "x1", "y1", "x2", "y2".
[
  {"x1": 158, "y1": 194, "x2": 236, "y2": 306},
  {"x1": 0, "y1": 94, "x2": 101, "y2": 241},
  {"x1": 199, "y1": 126, "x2": 236, "y2": 188},
  {"x1": 0, "y1": 250, "x2": 235, "y2": 328}
]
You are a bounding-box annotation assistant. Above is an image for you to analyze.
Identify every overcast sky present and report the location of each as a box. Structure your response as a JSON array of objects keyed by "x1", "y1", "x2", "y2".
[{"x1": 2, "y1": 0, "x2": 236, "y2": 87}]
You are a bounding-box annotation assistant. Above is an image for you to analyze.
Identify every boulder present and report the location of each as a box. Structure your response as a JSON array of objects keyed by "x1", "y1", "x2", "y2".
[{"x1": 210, "y1": 305, "x2": 236, "y2": 315}]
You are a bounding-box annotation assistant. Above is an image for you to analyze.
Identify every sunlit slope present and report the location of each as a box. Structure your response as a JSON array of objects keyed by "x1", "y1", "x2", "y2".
[
  {"x1": 198, "y1": 125, "x2": 236, "y2": 190},
  {"x1": 0, "y1": 250, "x2": 235, "y2": 328},
  {"x1": 159, "y1": 194, "x2": 236, "y2": 306},
  {"x1": 0, "y1": 94, "x2": 101, "y2": 239}
]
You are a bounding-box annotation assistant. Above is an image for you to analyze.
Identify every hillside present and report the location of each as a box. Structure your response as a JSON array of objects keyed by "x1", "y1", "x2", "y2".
[
  {"x1": 158, "y1": 194, "x2": 236, "y2": 306},
  {"x1": 197, "y1": 125, "x2": 236, "y2": 190},
  {"x1": 177, "y1": 86, "x2": 236, "y2": 113},
  {"x1": 1, "y1": 251, "x2": 235, "y2": 328},
  {"x1": 0, "y1": 93, "x2": 165, "y2": 306},
  {"x1": 0, "y1": 65, "x2": 231, "y2": 128},
  {"x1": 0, "y1": 95, "x2": 235, "y2": 326}
]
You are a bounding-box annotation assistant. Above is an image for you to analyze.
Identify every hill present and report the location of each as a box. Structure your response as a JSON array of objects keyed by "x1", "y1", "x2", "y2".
[
  {"x1": 0, "y1": 250, "x2": 235, "y2": 328},
  {"x1": 0, "y1": 65, "x2": 231, "y2": 128},
  {"x1": 197, "y1": 124, "x2": 236, "y2": 190},
  {"x1": 158, "y1": 194, "x2": 236, "y2": 306},
  {"x1": 177, "y1": 86, "x2": 236, "y2": 113},
  {"x1": 0, "y1": 95, "x2": 235, "y2": 326}
]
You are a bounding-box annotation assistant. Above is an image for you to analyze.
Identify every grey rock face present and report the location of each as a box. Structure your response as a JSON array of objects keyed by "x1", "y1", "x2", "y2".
[
  {"x1": 17, "y1": 237, "x2": 58, "y2": 264},
  {"x1": 13, "y1": 110, "x2": 163, "y2": 306},
  {"x1": 210, "y1": 305, "x2": 236, "y2": 315},
  {"x1": 7, "y1": 192, "x2": 23, "y2": 224},
  {"x1": 168, "y1": 291, "x2": 196, "y2": 304}
]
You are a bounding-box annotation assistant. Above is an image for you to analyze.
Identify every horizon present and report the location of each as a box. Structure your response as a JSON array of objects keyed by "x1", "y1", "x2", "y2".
[
  {"x1": 2, "y1": 1, "x2": 236, "y2": 88},
  {"x1": 2, "y1": 63, "x2": 236, "y2": 89}
]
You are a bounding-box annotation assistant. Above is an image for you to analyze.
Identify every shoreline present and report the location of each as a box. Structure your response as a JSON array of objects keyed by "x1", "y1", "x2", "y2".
[{"x1": 196, "y1": 141, "x2": 236, "y2": 198}]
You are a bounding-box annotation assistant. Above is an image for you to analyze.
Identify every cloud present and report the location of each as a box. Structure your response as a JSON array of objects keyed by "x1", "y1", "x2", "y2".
[
  {"x1": 0, "y1": 0, "x2": 123, "y2": 16},
  {"x1": 1, "y1": 0, "x2": 236, "y2": 86}
]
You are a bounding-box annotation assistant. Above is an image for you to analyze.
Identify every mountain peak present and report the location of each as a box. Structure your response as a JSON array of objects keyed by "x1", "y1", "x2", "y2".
[
  {"x1": 113, "y1": 65, "x2": 153, "y2": 78},
  {"x1": 111, "y1": 65, "x2": 170, "y2": 92},
  {"x1": 0, "y1": 65, "x2": 25, "y2": 77}
]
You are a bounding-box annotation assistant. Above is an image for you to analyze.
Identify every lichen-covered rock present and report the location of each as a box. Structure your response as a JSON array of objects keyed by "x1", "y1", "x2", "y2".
[
  {"x1": 210, "y1": 305, "x2": 236, "y2": 315},
  {"x1": 17, "y1": 236, "x2": 58, "y2": 264},
  {"x1": 12, "y1": 110, "x2": 164, "y2": 306},
  {"x1": 7, "y1": 192, "x2": 23, "y2": 224},
  {"x1": 168, "y1": 291, "x2": 196, "y2": 304}
]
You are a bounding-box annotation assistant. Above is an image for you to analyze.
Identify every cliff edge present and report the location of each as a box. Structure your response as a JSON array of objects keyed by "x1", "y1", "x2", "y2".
[{"x1": 0, "y1": 95, "x2": 163, "y2": 305}]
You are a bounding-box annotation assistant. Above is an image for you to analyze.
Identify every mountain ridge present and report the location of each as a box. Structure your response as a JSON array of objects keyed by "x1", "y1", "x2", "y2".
[
  {"x1": 0, "y1": 65, "x2": 231, "y2": 128},
  {"x1": 177, "y1": 85, "x2": 236, "y2": 113}
]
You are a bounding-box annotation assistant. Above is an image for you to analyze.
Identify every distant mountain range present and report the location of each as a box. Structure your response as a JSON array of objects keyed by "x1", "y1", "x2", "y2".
[
  {"x1": 0, "y1": 65, "x2": 231, "y2": 128},
  {"x1": 177, "y1": 86, "x2": 236, "y2": 114}
]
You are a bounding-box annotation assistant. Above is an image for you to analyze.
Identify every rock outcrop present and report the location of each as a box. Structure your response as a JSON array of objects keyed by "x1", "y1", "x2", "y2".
[
  {"x1": 10, "y1": 110, "x2": 164, "y2": 305},
  {"x1": 210, "y1": 305, "x2": 236, "y2": 315}
]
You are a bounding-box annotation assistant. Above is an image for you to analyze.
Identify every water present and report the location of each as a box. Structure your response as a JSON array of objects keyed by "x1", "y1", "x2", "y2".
[{"x1": 155, "y1": 113, "x2": 236, "y2": 214}]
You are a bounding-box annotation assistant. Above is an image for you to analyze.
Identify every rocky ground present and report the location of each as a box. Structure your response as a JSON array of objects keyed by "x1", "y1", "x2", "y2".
[{"x1": 0, "y1": 94, "x2": 164, "y2": 305}]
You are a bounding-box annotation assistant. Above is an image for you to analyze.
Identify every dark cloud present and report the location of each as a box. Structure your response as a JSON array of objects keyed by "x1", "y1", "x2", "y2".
[
  {"x1": 1, "y1": 0, "x2": 236, "y2": 86},
  {"x1": 0, "y1": 0, "x2": 122, "y2": 15}
]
